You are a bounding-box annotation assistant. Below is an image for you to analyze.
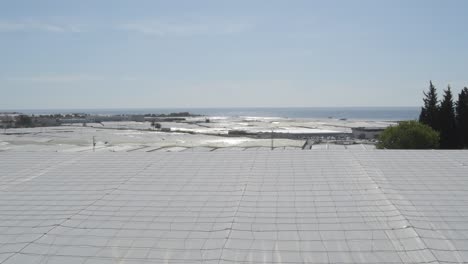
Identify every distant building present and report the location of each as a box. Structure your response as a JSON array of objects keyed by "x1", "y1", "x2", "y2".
[
  {"x1": 60, "y1": 115, "x2": 145, "y2": 123},
  {"x1": 32, "y1": 117, "x2": 61, "y2": 127},
  {"x1": 351, "y1": 127, "x2": 386, "y2": 139}
]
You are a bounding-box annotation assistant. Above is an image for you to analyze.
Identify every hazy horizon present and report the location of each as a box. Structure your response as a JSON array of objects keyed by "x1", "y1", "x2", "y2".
[
  {"x1": 1, "y1": 0, "x2": 467, "y2": 109},
  {"x1": 1, "y1": 106, "x2": 421, "y2": 111}
]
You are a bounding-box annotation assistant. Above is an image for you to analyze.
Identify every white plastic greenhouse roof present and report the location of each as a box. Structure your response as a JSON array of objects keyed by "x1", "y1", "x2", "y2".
[{"x1": 1, "y1": 150, "x2": 468, "y2": 263}]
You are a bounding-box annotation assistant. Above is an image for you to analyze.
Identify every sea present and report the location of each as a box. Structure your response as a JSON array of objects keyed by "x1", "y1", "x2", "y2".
[{"x1": 6, "y1": 107, "x2": 420, "y2": 121}]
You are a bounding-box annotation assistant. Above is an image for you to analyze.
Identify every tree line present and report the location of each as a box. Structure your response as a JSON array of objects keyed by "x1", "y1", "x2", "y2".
[{"x1": 419, "y1": 81, "x2": 468, "y2": 149}]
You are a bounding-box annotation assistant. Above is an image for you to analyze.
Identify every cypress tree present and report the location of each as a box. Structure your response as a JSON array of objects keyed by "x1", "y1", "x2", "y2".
[
  {"x1": 456, "y1": 87, "x2": 468, "y2": 148},
  {"x1": 419, "y1": 81, "x2": 439, "y2": 131},
  {"x1": 439, "y1": 86, "x2": 458, "y2": 149}
]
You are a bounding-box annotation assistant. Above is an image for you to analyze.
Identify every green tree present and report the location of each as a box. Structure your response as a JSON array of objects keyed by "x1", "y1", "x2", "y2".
[
  {"x1": 439, "y1": 86, "x2": 458, "y2": 149},
  {"x1": 377, "y1": 121, "x2": 439, "y2": 149},
  {"x1": 15, "y1": 115, "x2": 32, "y2": 127},
  {"x1": 456, "y1": 87, "x2": 468, "y2": 148},
  {"x1": 419, "y1": 81, "x2": 440, "y2": 131}
]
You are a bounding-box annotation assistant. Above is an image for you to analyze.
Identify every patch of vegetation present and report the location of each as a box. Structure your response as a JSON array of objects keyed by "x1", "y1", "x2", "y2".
[
  {"x1": 377, "y1": 121, "x2": 439, "y2": 149},
  {"x1": 419, "y1": 81, "x2": 468, "y2": 149},
  {"x1": 15, "y1": 115, "x2": 33, "y2": 127}
]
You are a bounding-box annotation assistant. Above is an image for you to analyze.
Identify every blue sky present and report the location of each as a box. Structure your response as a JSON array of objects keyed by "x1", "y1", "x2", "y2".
[{"x1": 1, "y1": 0, "x2": 467, "y2": 109}]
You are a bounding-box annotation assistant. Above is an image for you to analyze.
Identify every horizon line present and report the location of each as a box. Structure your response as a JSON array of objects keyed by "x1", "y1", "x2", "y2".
[{"x1": 1, "y1": 106, "x2": 421, "y2": 111}]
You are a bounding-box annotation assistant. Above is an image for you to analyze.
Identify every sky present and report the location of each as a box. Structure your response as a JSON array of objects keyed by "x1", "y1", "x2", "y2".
[{"x1": 1, "y1": 0, "x2": 467, "y2": 109}]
